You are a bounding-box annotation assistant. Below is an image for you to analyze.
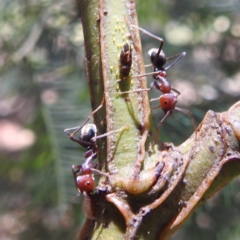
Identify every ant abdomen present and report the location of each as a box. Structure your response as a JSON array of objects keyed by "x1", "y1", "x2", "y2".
[
  {"x1": 76, "y1": 174, "x2": 95, "y2": 194},
  {"x1": 160, "y1": 94, "x2": 177, "y2": 114}
]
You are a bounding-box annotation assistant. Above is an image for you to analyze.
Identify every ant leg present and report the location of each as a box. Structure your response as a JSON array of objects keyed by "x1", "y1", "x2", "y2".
[
  {"x1": 131, "y1": 25, "x2": 164, "y2": 45},
  {"x1": 72, "y1": 164, "x2": 82, "y2": 174},
  {"x1": 90, "y1": 168, "x2": 109, "y2": 177},
  {"x1": 144, "y1": 63, "x2": 152, "y2": 68},
  {"x1": 64, "y1": 126, "x2": 82, "y2": 136},
  {"x1": 116, "y1": 71, "x2": 155, "y2": 82},
  {"x1": 175, "y1": 107, "x2": 196, "y2": 132},
  {"x1": 118, "y1": 81, "x2": 156, "y2": 95},
  {"x1": 118, "y1": 88, "x2": 151, "y2": 95},
  {"x1": 117, "y1": 67, "x2": 171, "y2": 82},
  {"x1": 64, "y1": 96, "x2": 105, "y2": 141},
  {"x1": 72, "y1": 164, "x2": 82, "y2": 191},
  {"x1": 165, "y1": 52, "x2": 186, "y2": 71},
  {"x1": 64, "y1": 126, "x2": 93, "y2": 146},
  {"x1": 91, "y1": 126, "x2": 129, "y2": 141},
  {"x1": 154, "y1": 111, "x2": 171, "y2": 144},
  {"x1": 130, "y1": 25, "x2": 164, "y2": 68},
  {"x1": 116, "y1": 68, "x2": 169, "y2": 83},
  {"x1": 64, "y1": 126, "x2": 82, "y2": 137},
  {"x1": 159, "y1": 111, "x2": 171, "y2": 127},
  {"x1": 171, "y1": 88, "x2": 181, "y2": 96},
  {"x1": 150, "y1": 96, "x2": 161, "y2": 103}
]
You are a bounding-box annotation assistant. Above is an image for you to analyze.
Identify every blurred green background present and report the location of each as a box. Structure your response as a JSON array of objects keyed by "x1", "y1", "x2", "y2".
[{"x1": 0, "y1": 0, "x2": 240, "y2": 239}]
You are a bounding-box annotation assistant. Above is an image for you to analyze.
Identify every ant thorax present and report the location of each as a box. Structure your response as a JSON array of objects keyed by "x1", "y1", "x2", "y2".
[
  {"x1": 80, "y1": 124, "x2": 97, "y2": 143},
  {"x1": 148, "y1": 48, "x2": 167, "y2": 70}
]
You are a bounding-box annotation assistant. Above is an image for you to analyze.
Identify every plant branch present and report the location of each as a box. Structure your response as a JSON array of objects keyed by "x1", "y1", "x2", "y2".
[{"x1": 78, "y1": 0, "x2": 240, "y2": 239}]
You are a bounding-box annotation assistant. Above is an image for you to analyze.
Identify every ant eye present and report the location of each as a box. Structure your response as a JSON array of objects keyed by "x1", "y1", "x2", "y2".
[
  {"x1": 81, "y1": 124, "x2": 97, "y2": 142},
  {"x1": 76, "y1": 175, "x2": 95, "y2": 193}
]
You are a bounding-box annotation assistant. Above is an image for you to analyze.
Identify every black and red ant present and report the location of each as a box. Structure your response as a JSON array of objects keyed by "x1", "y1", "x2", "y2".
[
  {"x1": 119, "y1": 25, "x2": 196, "y2": 134},
  {"x1": 131, "y1": 25, "x2": 186, "y2": 79},
  {"x1": 70, "y1": 149, "x2": 105, "y2": 219},
  {"x1": 64, "y1": 98, "x2": 127, "y2": 194},
  {"x1": 71, "y1": 148, "x2": 111, "y2": 195}
]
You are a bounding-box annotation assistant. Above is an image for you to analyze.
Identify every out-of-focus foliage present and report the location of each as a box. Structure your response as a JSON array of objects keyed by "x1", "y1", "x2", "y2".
[
  {"x1": 0, "y1": 0, "x2": 89, "y2": 239},
  {"x1": 0, "y1": 0, "x2": 239, "y2": 239}
]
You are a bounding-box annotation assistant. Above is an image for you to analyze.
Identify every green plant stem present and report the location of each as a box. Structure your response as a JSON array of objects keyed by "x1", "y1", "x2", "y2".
[{"x1": 78, "y1": 0, "x2": 240, "y2": 239}]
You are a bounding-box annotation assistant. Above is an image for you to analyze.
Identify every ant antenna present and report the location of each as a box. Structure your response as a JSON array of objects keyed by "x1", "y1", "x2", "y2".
[
  {"x1": 64, "y1": 96, "x2": 105, "y2": 139},
  {"x1": 131, "y1": 25, "x2": 164, "y2": 44},
  {"x1": 164, "y1": 52, "x2": 186, "y2": 71},
  {"x1": 92, "y1": 126, "x2": 129, "y2": 141}
]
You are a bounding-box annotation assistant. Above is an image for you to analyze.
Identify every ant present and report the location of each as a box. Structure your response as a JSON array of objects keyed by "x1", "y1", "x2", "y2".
[
  {"x1": 118, "y1": 25, "x2": 196, "y2": 134},
  {"x1": 130, "y1": 25, "x2": 186, "y2": 80},
  {"x1": 71, "y1": 150, "x2": 105, "y2": 219},
  {"x1": 63, "y1": 99, "x2": 103, "y2": 154},
  {"x1": 71, "y1": 149, "x2": 110, "y2": 195},
  {"x1": 64, "y1": 97, "x2": 127, "y2": 194},
  {"x1": 119, "y1": 43, "x2": 132, "y2": 78}
]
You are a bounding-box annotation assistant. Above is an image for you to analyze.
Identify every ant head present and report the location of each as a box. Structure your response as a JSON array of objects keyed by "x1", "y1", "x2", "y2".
[
  {"x1": 80, "y1": 124, "x2": 97, "y2": 144},
  {"x1": 160, "y1": 93, "x2": 177, "y2": 114},
  {"x1": 148, "y1": 48, "x2": 167, "y2": 70},
  {"x1": 76, "y1": 174, "x2": 95, "y2": 193}
]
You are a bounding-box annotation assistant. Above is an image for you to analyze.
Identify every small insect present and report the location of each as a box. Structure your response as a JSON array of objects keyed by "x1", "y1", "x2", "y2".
[
  {"x1": 131, "y1": 25, "x2": 186, "y2": 80},
  {"x1": 119, "y1": 25, "x2": 185, "y2": 90},
  {"x1": 64, "y1": 99, "x2": 104, "y2": 197},
  {"x1": 119, "y1": 43, "x2": 132, "y2": 77},
  {"x1": 64, "y1": 97, "x2": 128, "y2": 192},
  {"x1": 72, "y1": 151, "x2": 97, "y2": 194},
  {"x1": 71, "y1": 150, "x2": 108, "y2": 219},
  {"x1": 71, "y1": 150, "x2": 108, "y2": 194},
  {"x1": 118, "y1": 26, "x2": 195, "y2": 135},
  {"x1": 63, "y1": 99, "x2": 103, "y2": 152},
  {"x1": 65, "y1": 123, "x2": 97, "y2": 151}
]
